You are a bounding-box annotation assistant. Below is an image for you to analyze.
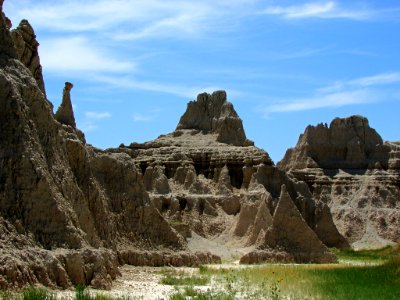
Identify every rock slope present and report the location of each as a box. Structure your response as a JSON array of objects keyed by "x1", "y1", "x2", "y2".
[
  {"x1": 279, "y1": 116, "x2": 400, "y2": 249},
  {"x1": 0, "y1": 3, "x2": 218, "y2": 289}
]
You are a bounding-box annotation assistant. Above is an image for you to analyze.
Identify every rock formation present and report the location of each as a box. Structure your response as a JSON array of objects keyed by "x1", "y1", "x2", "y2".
[
  {"x1": 279, "y1": 116, "x2": 400, "y2": 249},
  {"x1": 176, "y1": 91, "x2": 253, "y2": 146},
  {"x1": 10, "y1": 19, "x2": 46, "y2": 98},
  {"x1": 4, "y1": 0, "x2": 399, "y2": 291},
  {"x1": 0, "y1": 4, "x2": 219, "y2": 289},
  {"x1": 240, "y1": 186, "x2": 336, "y2": 264},
  {"x1": 55, "y1": 82, "x2": 76, "y2": 128}
]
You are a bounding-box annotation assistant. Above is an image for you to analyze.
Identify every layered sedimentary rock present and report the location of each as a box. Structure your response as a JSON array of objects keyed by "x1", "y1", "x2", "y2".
[
  {"x1": 240, "y1": 186, "x2": 336, "y2": 264},
  {"x1": 0, "y1": 4, "x2": 218, "y2": 289},
  {"x1": 114, "y1": 92, "x2": 342, "y2": 264},
  {"x1": 176, "y1": 91, "x2": 253, "y2": 146},
  {"x1": 279, "y1": 116, "x2": 400, "y2": 249}
]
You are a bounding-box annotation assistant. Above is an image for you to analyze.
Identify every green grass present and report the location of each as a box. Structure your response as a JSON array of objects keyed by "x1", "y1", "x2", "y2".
[
  {"x1": 307, "y1": 262, "x2": 400, "y2": 300},
  {"x1": 160, "y1": 274, "x2": 209, "y2": 286},
  {"x1": 21, "y1": 286, "x2": 55, "y2": 300},
  {"x1": 169, "y1": 286, "x2": 234, "y2": 300},
  {"x1": 196, "y1": 246, "x2": 400, "y2": 300},
  {"x1": 332, "y1": 245, "x2": 398, "y2": 263}
]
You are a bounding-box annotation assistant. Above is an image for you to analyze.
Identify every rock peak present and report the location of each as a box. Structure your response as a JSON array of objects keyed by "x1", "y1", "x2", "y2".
[
  {"x1": 11, "y1": 18, "x2": 47, "y2": 97},
  {"x1": 176, "y1": 91, "x2": 253, "y2": 146},
  {"x1": 279, "y1": 115, "x2": 385, "y2": 170},
  {"x1": 55, "y1": 82, "x2": 76, "y2": 128}
]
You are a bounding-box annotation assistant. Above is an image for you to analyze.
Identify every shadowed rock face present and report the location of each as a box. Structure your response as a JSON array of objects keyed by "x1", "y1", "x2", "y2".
[
  {"x1": 0, "y1": 0, "x2": 16, "y2": 60},
  {"x1": 11, "y1": 19, "x2": 47, "y2": 98},
  {"x1": 279, "y1": 116, "x2": 400, "y2": 249},
  {"x1": 176, "y1": 91, "x2": 254, "y2": 146}
]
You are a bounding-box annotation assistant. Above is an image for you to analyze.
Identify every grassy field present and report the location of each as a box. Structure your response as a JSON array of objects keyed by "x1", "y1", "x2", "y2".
[
  {"x1": 169, "y1": 246, "x2": 400, "y2": 299},
  {"x1": 1, "y1": 246, "x2": 399, "y2": 300}
]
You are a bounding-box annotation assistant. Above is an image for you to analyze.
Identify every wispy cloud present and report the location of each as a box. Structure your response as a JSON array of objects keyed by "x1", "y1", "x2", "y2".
[
  {"x1": 133, "y1": 113, "x2": 155, "y2": 122},
  {"x1": 264, "y1": 90, "x2": 376, "y2": 114},
  {"x1": 319, "y1": 72, "x2": 400, "y2": 93},
  {"x1": 79, "y1": 111, "x2": 111, "y2": 132},
  {"x1": 40, "y1": 37, "x2": 134, "y2": 74},
  {"x1": 261, "y1": 72, "x2": 400, "y2": 116},
  {"x1": 85, "y1": 111, "x2": 111, "y2": 120},
  {"x1": 93, "y1": 74, "x2": 226, "y2": 99},
  {"x1": 349, "y1": 72, "x2": 400, "y2": 87},
  {"x1": 261, "y1": 1, "x2": 373, "y2": 20},
  {"x1": 5, "y1": 0, "x2": 243, "y2": 39}
]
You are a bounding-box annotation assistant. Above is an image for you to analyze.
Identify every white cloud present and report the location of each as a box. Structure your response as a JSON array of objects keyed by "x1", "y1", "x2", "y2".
[
  {"x1": 261, "y1": 71, "x2": 400, "y2": 116},
  {"x1": 319, "y1": 72, "x2": 400, "y2": 93},
  {"x1": 93, "y1": 74, "x2": 225, "y2": 99},
  {"x1": 264, "y1": 90, "x2": 375, "y2": 114},
  {"x1": 349, "y1": 72, "x2": 400, "y2": 87},
  {"x1": 5, "y1": 0, "x2": 240, "y2": 40},
  {"x1": 40, "y1": 37, "x2": 134, "y2": 74},
  {"x1": 261, "y1": 1, "x2": 372, "y2": 20},
  {"x1": 133, "y1": 113, "x2": 155, "y2": 122},
  {"x1": 85, "y1": 112, "x2": 111, "y2": 120}
]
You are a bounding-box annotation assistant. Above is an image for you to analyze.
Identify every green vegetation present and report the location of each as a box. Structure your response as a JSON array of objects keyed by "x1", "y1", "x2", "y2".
[
  {"x1": 196, "y1": 246, "x2": 400, "y2": 300},
  {"x1": 332, "y1": 245, "x2": 399, "y2": 263},
  {"x1": 21, "y1": 287, "x2": 56, "y2": 300},
  {"x1": 75, "y1": 285, "x2": 129, "y2": 300},
  {"x1": 169, "y1": 287, "x2": 234, "y2": 300},
  {"x1": 160, "y1": 269, "x2": 209, "y2": 286}
]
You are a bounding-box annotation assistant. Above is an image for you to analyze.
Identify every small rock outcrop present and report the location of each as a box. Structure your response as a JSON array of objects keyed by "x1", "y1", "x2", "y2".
[
  {"x1": 176, "y1": 91, "x2": 253, "y2": 146},
  {"x1": 55, "y1": 82, "x2": 76, "y2": 128},
  {"x1": 279, "y1": 116, "x2": 400, "y2": 249}
]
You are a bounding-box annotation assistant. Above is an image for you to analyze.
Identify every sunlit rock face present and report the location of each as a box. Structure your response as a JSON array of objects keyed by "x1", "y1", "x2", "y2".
[{"x1": 279, "y1": 115, "x2": 400, "y2": 249}]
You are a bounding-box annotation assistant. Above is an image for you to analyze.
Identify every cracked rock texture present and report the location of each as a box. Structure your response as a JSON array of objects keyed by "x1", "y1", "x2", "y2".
[{"x1": 279, "y1": 115, "x2": 400, "y2": 249}]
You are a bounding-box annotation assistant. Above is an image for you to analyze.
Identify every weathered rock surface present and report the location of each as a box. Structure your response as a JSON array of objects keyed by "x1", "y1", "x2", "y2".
[
  {"x1": 10, "y1": 19, "x2": 46, "y2": 97},
  {"x1": 1, "y1": 4, "x2": 213, "y2": 289},
  {"x1": 8, "y1": 0, "x2": 398, "y2": 291},
  {"x1": 279, "y1": 116, "x2": 400, "y2": 249},
  {"x1": 55, "y1": 82, "x2": 76, "y2": 128},
  {"x1": 240, "y1": 186, "x2": 336, "y2": 264},
  {"x1": 114, "y1": 92, "x2": 344, "y2": 264},
  {"x1": 176, "y1": 91, "x2": 253, "y2": 146}
]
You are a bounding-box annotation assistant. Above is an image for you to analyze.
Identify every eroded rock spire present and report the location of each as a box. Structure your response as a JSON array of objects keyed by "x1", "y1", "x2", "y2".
[
  {"x1": 176, "y1": 91, "x2": 254, "y2": 146},
  {"x1": 55, "y1": 82, "x2": 76, "y2": 128},
  {"x1": 11, "y1": 19, "x2": 47, "y2": 97}
]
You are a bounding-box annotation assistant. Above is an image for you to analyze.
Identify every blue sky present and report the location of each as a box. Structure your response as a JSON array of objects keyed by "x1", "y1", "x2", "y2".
[{"x1": 4, "y1": 0, "x2": 400, "y2": 162}]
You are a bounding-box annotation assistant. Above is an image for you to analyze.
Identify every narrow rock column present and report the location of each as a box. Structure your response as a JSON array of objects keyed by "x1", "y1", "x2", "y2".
[{"x1": 55, "y1": 82, "x2": 76, "y2": 128}]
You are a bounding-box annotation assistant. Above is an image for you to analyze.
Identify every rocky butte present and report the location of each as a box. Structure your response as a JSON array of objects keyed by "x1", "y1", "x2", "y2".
[{"x1": 0, "y1": 0, "x2": 399, "y2": 290}]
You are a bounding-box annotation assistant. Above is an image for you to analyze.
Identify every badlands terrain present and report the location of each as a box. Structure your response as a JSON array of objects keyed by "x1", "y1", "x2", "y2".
[{"x1": 0, "y1": 1, "x2": 399, "y2": 298}]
